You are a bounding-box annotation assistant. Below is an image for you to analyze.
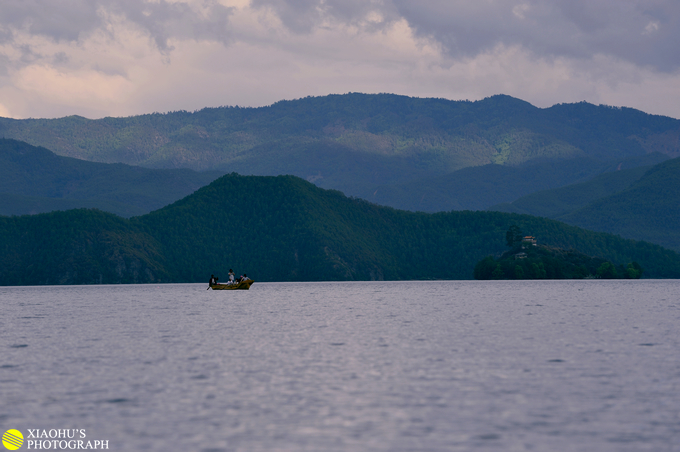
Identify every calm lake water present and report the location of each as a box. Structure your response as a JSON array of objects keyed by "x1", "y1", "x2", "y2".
[{"x1": 1, "y1": 281, "x2": 679, "y2": 451}]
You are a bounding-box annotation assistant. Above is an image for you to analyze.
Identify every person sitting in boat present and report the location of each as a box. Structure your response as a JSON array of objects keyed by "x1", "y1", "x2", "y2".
[
  {"x1": 241, "y1": 274, "x2": 250, "y2": 281},
  {"x1": 228, "y1": 269, "x2": 235, "y2": 284},
  {"x1": 209, "y1": 274, "x2": 217, "y2": 286}
]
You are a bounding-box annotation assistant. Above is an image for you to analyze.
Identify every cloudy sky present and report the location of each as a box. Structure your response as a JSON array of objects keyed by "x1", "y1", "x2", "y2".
[{"x1": 1, "y1": 0, "x2": 679, "y2": 119}]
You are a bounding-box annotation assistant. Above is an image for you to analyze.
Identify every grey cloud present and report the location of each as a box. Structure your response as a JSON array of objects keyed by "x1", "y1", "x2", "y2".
[
  {"x1": 250, "y1": 0, "x2": 322, "y2": 33},
  {"x1": 3, "y1": 0, "x2": 679, "y2": 73},
  {"x1": 0, "y1": 0, "x2": 101, "y2": 42},
  {"x1": 0, "y1": 53, "x2": 10, "y2": 76},
  {"x1": 394, "y1": 0, "x2": 680, "y2": 71},
  {"x1": 110, "y1": 0, "x2": 235, "y2": 53},
  {"x1": 0, "y1": 0, "x2": 234, "y2": 53},
  {"x1": 250, "y1": 0, "x2": 400, "y2": 33},
  {"x1": 252, "y1": 0, "x2": 680, "y2": 72},
  {"x1": 53, "y1": 51, "x2": 69, "y2": 66}
]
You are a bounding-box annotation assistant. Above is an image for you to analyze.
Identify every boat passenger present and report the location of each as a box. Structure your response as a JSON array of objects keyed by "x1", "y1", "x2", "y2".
[
  {"x1": 228, "y1": 269, "x2": 235, "y2": 284},
  {"x1": 209, "y1": 274, "x2": 217, "y2": 286},
  {"x1": 242, "y1": 274, "x2": 250, "y2": 281}
]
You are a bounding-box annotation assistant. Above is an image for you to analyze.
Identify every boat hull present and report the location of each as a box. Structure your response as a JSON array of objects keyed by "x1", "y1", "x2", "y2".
[{"x1": 209, "y1": 281, "x2": 254, "y2": 290}]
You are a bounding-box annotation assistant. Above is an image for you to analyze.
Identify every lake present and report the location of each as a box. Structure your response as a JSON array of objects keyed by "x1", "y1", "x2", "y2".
[{"x1": 1, "y1": 280, "x2": 679, "y2": 451}]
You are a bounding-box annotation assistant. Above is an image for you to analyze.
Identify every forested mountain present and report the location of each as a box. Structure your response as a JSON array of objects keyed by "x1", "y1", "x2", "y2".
[
  {"x1": 0, "y1": 209, "x2": 167, "y2": 285},
  {"x1": 0, "y1": 139, "x2": 224, "y2": 217},
  {"x1": 490, "y1": 165, "x2": 654, "y2": 218},
  {"x1": 490, "y1": 157, "x2": 680, "y2": 251},
  {"x1": 559, "y1": 157, "x2": 680, "y2": 251},
  {"x1": 1, "y1": 94, "x2": 678, "y2": 209},
  {"x1": 369, "y1": 153, "x2": 666, "y2": 212},
  {"x1": 2, "y1": 173, "x2": 679, "y2": 285}
]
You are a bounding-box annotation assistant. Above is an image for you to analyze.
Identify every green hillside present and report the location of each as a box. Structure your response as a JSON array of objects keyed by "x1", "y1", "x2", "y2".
[
  {"x1": 0, "y1": 139, "x2": 224, "y2": 217},
  {"x1": 2, "y1": 173, "x2": 679, "y2": 285},
  {"x1": 488, "y1": 157, "x2": 680, "y2": 251},
  {"x1": 489, "y1": 164, "x2": 654, "y2": 218},
  {"x1": 560, "y1": 157, "x2": 680, "y2": 251},
  {"x1": 369, "y1": 153, "x2": 666, "y2": 212},
  {"x1": 0, "y1": 209, "x2": 168, "y2": 285},
  {"x1": 2, "y1": 94, "x2": 678, "y2": 208}
]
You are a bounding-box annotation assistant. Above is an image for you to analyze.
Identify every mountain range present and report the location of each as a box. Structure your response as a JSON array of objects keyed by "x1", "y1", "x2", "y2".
[
  {"x1": 1, "y1": 93, "x2": 679, "y2": 255},
  {"x1": 2, "y1": 173, "x2": 679, "y2": 285},
  {"x1": 1, "y1": 93, "x2": 678, "y2": 205}
]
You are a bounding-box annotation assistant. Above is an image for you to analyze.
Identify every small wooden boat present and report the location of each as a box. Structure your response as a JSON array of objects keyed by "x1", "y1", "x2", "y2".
[{"x1": 209, "y1": 280, "x2": 254, "y2": 290}]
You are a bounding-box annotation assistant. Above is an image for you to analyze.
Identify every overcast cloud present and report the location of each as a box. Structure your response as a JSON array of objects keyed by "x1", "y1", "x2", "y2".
[{"x1": 0, "y1": 0, "x2": 679, "y2": 119}]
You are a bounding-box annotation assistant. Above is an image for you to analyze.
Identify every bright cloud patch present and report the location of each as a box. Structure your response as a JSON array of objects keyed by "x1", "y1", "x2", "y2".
[
  {"x1": 0, "y1": 0, "x2": 679, "y2": 119},
  {"x1": 15, "y1": 65, "x2": 132, "y2": 106}
]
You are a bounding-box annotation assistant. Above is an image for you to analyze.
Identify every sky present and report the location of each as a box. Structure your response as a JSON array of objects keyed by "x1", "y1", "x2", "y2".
[{"x1": 1, "y1": 0, "x2": 679, "y2": 120}]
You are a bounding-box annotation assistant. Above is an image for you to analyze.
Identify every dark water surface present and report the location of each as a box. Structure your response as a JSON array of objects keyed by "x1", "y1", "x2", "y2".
[{"x1": 1, "y1": 280, "x2": 679, "y2": 451}]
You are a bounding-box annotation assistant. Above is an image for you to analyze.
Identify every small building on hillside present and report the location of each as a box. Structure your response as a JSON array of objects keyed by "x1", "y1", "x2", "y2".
[{"x1": 521, "y1": 236, "x2": 537, "y2": 249}]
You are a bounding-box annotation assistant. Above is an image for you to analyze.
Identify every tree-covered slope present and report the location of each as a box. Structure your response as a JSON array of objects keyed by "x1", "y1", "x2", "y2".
[
  {"x1": 488, "y1": 156, "x2": 680, "y2": 252},
  {"x1": 489, "y1": 164, "x2": 655, "y2": 218},
  {"x1": 3, "y1": 173, "x2": 679, "y2": 285},
  {"x1": 474, "y1": 245, "x2": 643, "y2": 280},
  {"x1": 0, "y1": 209, "x2": 168, "y2": 285},
  {"x1": 559, "y1": 157, "x2": 680, "y2": 251},
  {"x1": 0, "y1": 139, "x2": 224, "y2": 217},
  {"x1": 368, "y1": 153, "x2": 667, "y2": 212}
]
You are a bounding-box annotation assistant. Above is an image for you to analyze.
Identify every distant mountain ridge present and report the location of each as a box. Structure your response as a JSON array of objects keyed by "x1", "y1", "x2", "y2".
[
  {"x1": 0, "y1": 139, "x2": 224, "y2": 217},
  {"x1": 1, "y1": 93, "x2": 678, "y2": 205}
]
